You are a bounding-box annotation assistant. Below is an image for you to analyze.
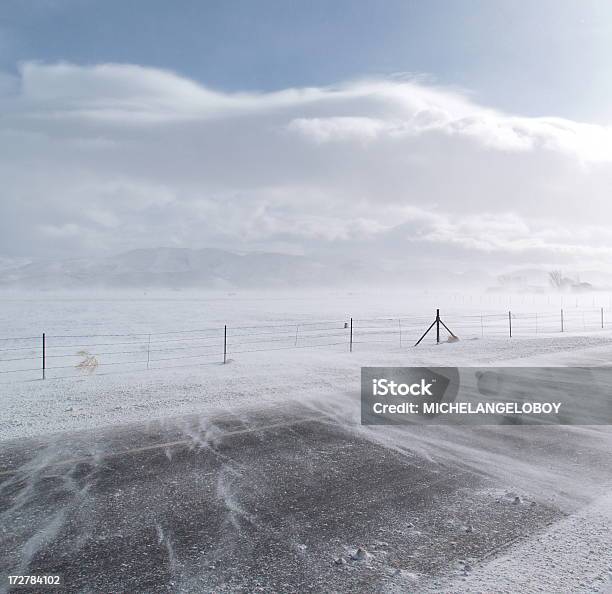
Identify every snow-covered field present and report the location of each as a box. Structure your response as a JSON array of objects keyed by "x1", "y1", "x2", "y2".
[
  {"x1": 2, "y1": 288, "x2": 612, "y2": 439},
  {"x1": 3, "y1": 331, "x2": 612, "y2": 441},
  {"x1": 2, "y1": 288, "x2": 610, "y2": 335}
]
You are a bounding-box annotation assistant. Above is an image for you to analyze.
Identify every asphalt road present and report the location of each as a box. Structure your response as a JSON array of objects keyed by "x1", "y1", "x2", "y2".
[{"x1": 0, "y1": 404, "x2": 562, "y2": 593}]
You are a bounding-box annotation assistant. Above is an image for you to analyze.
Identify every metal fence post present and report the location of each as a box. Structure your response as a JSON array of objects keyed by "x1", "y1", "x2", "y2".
[
  {"x1": 561, "y1": 309, "x2": 564, "y2": 332},
  {"x1": 508, "y1": 311, "x2": 512, "y2": 337},
  {"x1": 223, "y1": 325, "x2": 227, "y2": 364},
  {"x1": 436, "y1": 309, "x2": 440, "y2": 344},
  {"x1": 42, "y1": 332, "x2": 46, "y2": 380},
  {"x1": 350, "y1": 318, "x2": 353, "y2": 352},
  {"x1": 602, "y1": 307, "x2": 604, "y2": 329},
  {"x1": 146, "y1": 333, "x2": 151, "y2": 370}
]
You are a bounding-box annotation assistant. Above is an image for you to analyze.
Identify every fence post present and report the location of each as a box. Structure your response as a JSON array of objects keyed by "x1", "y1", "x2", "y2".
[
  {"x1": 602, "y1": 307, "x2": 604, "y2": 329},
  {"x1": 480, "y1": 314, "x2": 484, "y2": 337},
  {"x1": 398, "y1": 319, "x2": 402, "y2": 347},
  {"x1": 295, "y1": 324, "x2": 299, "y2": 346},
  {"x1": 508, "y1": 311, "x2": 512, "y2": 337},
  {"x1": 223, "y1": 325, "x2": 227, "y2": 364},
  {"x1": 350, "y1": 317, "x2": 353, "y2": 352},
  {"x1": 415, "y1": 308, "x2": 456, "y2": 346},
  {"x1": 561, "y1": 309, "x2": 564, "y2": 332},
  {"x1": 42, "y1": 332, "x2": 46, "y2": 380},
  {"x1": 146, "y1": 334, "x2": 151, "y2": 370}
]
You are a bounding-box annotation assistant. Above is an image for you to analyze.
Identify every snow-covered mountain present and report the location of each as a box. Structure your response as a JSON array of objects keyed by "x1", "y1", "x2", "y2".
[
  {"x1": 0, "y1": 247, "x2": 490, "y2": 289},
  {"x1": 0, "y1": 248, "x2": 321, "y2": 289}
]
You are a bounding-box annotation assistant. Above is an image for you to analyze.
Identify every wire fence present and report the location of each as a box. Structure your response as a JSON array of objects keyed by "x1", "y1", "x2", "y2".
[{"x1": 0, "y1": 307, "x2": 609, "y2": 382}]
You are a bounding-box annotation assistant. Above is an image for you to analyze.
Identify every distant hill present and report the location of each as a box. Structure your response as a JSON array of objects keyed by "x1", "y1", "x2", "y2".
[{"x1": 0, "y1": 247, "x2": 492, "y2": 289}]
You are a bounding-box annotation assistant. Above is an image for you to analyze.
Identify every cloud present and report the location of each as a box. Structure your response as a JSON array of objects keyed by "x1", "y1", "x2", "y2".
[
  {"x1": 287, "y1": 117, "x2": 393, "y2": 144},
  {"x1": 1, "y1": 61, "x2": 612, "y2": 271}
]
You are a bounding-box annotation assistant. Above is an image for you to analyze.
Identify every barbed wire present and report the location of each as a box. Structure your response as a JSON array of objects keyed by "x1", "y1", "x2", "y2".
[{"x1": 1, "y1": 306, "x2": 610, "y2": 381}]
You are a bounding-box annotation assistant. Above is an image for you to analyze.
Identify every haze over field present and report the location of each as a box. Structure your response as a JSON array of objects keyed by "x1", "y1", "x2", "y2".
[
  {"x1": 0, "y1": 247, "x2": 495, "y2": 289},
  {"x1": 2, "y1": 247, "x2": 612, "y2": 292}
]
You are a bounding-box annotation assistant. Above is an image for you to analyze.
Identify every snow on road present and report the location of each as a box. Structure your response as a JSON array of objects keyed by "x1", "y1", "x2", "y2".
[{"x1": 422, "y1": 490, "x2": 612, "y2": 594}]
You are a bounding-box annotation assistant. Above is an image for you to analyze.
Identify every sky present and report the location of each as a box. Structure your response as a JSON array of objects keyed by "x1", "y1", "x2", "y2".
[{"x1": 2, "y1": 0, "x2": 612, "y2": 273}]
